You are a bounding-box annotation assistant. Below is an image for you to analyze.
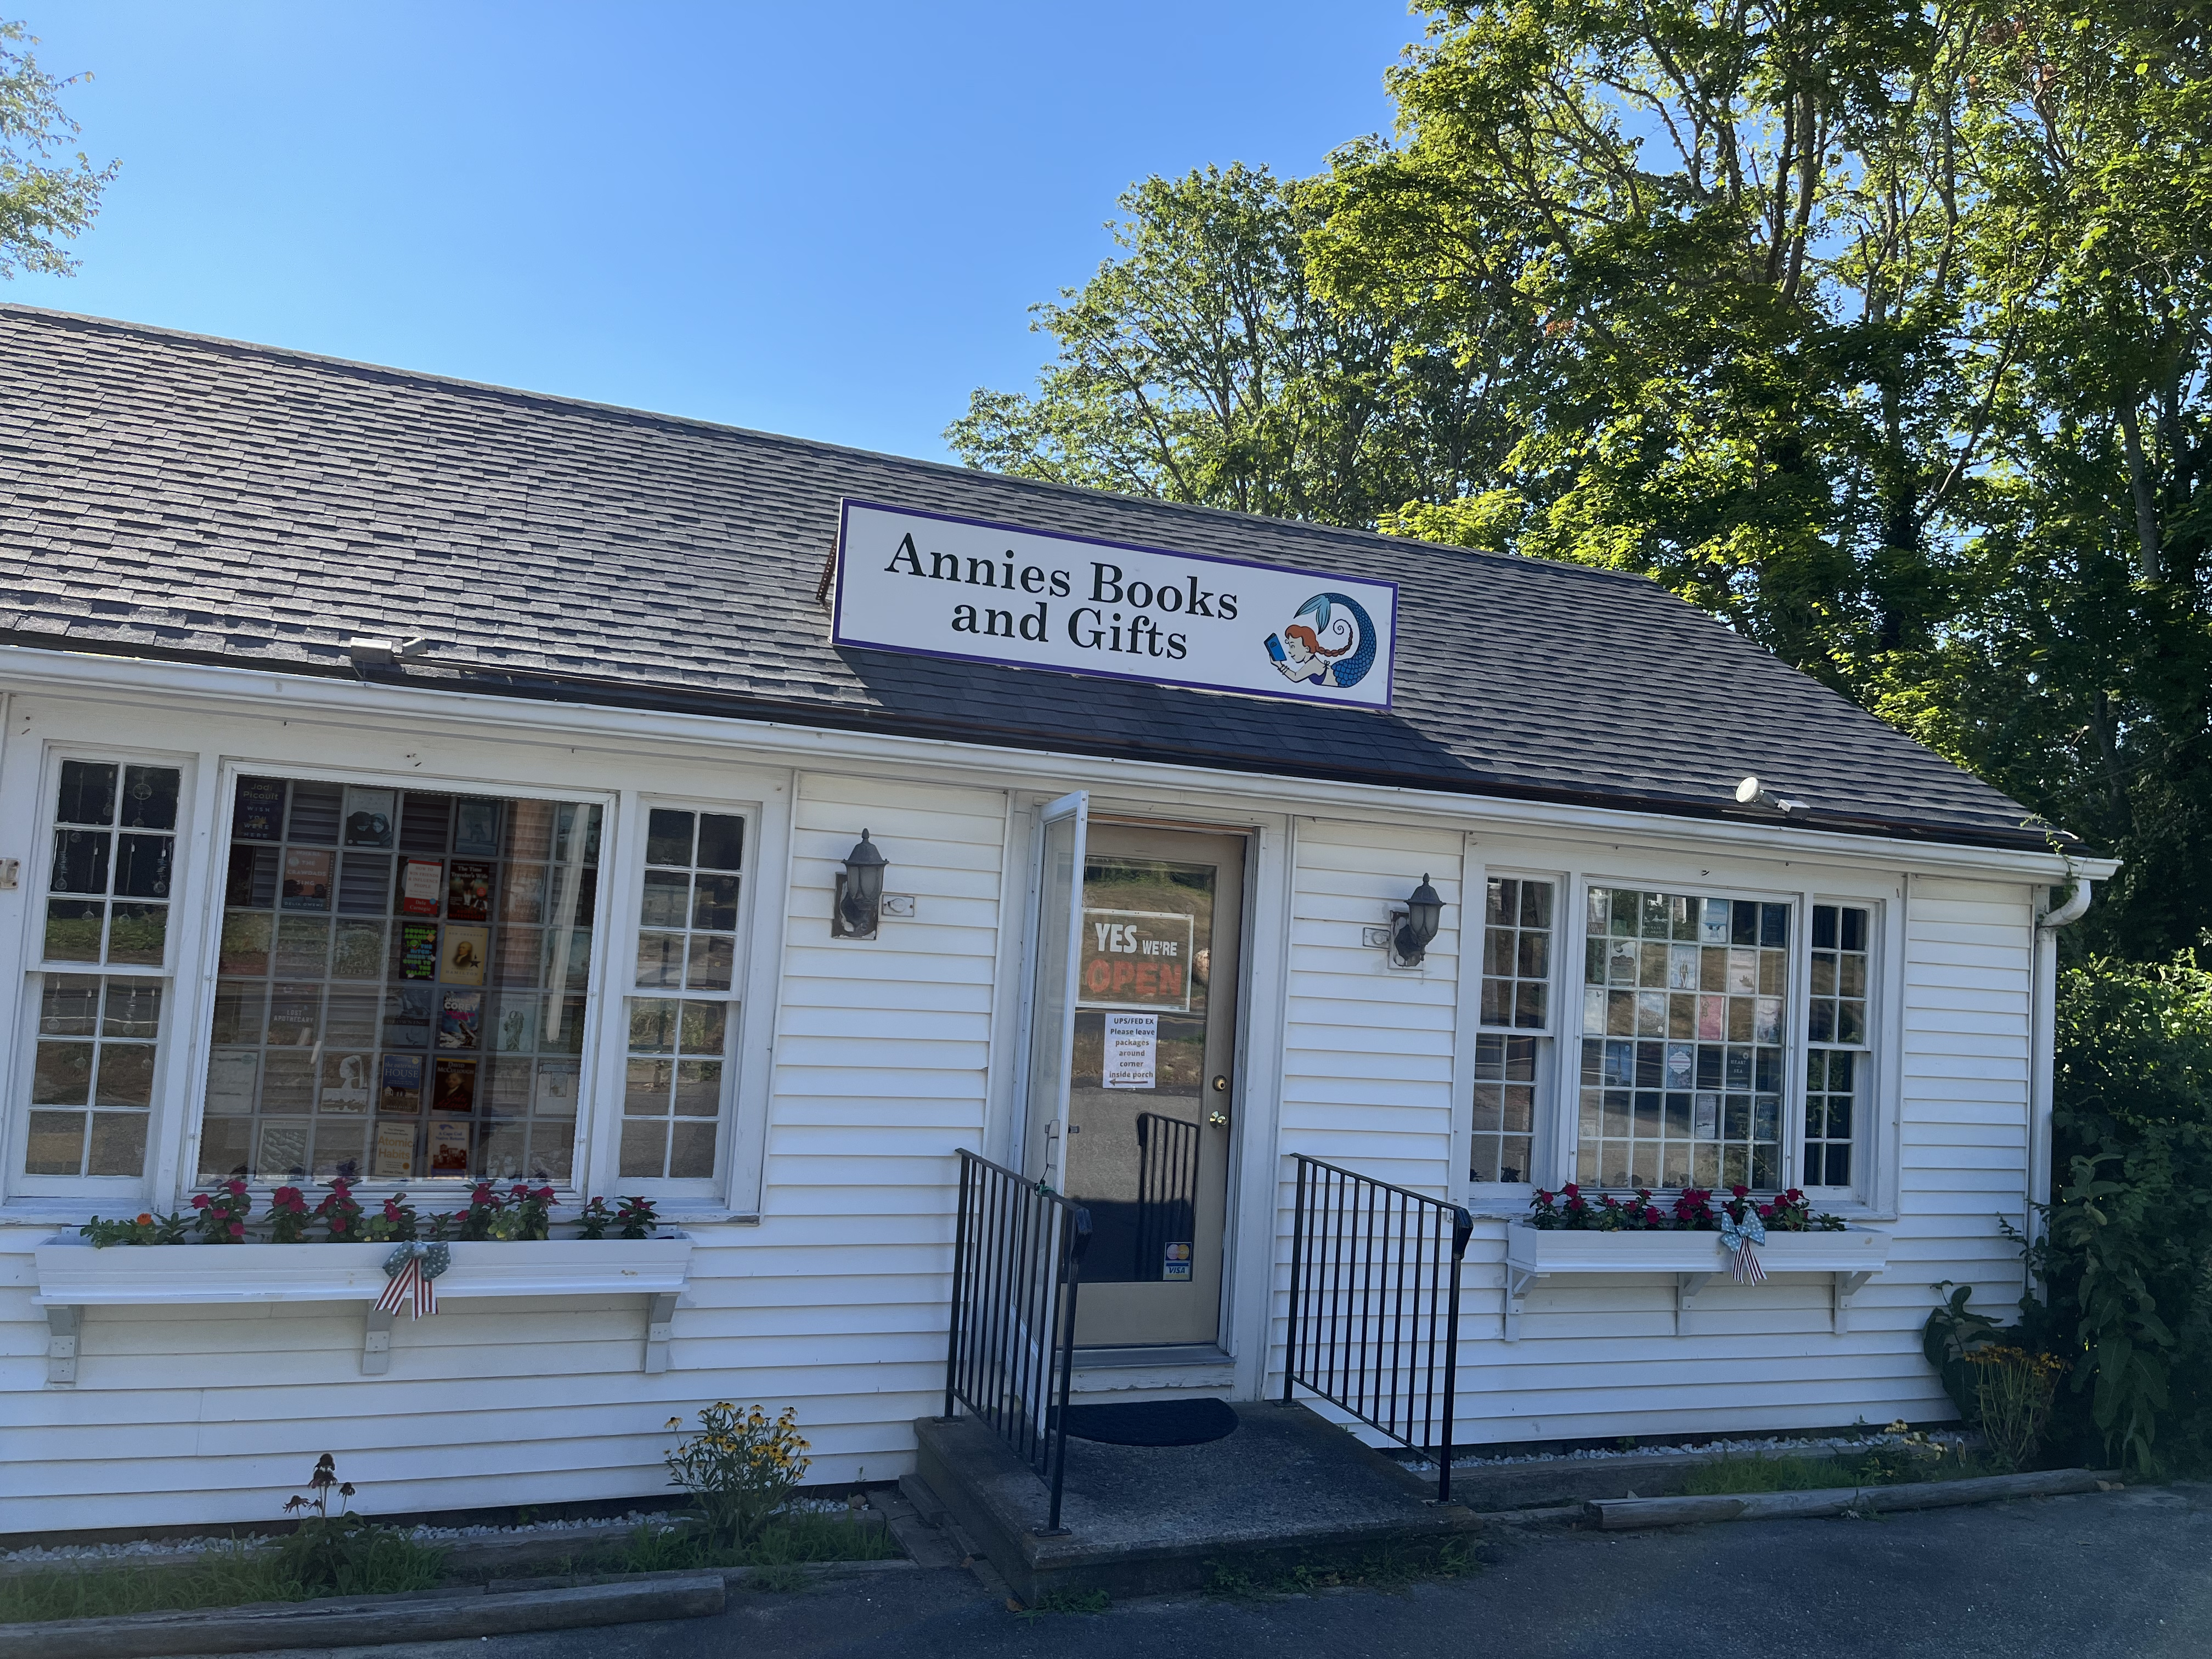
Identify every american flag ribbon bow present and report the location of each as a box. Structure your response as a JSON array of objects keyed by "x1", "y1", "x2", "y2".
[
  {"x1": 376, "y1": 1242, "x2": 451, "y2": 1318},
  {"x1": 1718, "y1": 1210, "x2": 1768, "y2": 1284}
]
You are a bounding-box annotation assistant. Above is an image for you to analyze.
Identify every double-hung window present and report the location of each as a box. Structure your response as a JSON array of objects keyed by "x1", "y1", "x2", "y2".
[
  {"x1": 22, "y1": 758, "x2": 182, "y2": 1182},
  {"x1": 1469, "y1": 874, "x2": 1556, "y2": 1185}
]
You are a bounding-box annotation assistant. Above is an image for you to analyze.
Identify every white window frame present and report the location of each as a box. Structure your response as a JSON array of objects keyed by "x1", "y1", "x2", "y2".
[
  {"x1": 1453, "y1": 845, "x2": 1565, "y2": 1205},
  {"x1": 592, "y1": 791, "x2": 770, "y2": 1207},
  {"x1": 1455, "y1": 833, "x2": 1901, "y2": 1218},
  {"x1": 4, "y1": 743, "x2": 201, "y2": 1205}
]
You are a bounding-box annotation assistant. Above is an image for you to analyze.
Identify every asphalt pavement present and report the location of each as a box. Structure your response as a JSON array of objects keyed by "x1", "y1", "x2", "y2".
[{"x1": 273, "y1": 1482, "x2": 2212, "y2": 1659}]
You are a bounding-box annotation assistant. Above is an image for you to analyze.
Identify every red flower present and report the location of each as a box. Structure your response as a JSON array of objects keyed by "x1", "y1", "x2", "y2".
[
  {"x1": 1730, "y1": 1184, "x2": 1750, "y2": 1199},
  {"x1": 1562, "y1": 1184, "x2": 1580, "y2": 1197},
  {"x1": 191, "y1": 1194, "x2": 211, "y2": 1210},
  {"x1": 227, "y1": 1221, "x2": 245, "y2": 1238},
  {"x1": 227, "y1": 1178, "x2": 248, "y2": 1196}
]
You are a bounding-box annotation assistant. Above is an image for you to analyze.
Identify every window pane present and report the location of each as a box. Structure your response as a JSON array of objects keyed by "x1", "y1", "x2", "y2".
[
  {"x1": 114, "y1": 834, "x2": 173, "y2": 899},
  {"x1": 686, "y1": 934, "x2": 735, "y2": 992},
  {"x1": 87, "y1": 1112, "x2": 149, "y2": 1176},
  {"x1": 106, "y1": 904, "x2": 167, "y2": 965},
  {"x1": 33, "y1": 1041, "x2": 93, "y2": 1104},
  {"x1": 636, "y1": 930, "x2": 685, "y2": 989},
  {"x1": 58, "y1": 761, "x2": 120, "y2": 826},
  {"x1": 120, "y1": 765, "x2": 180, "y2": 831},
  {"x1": 619, "y1": 1119, "x2": 668, "y2": 1178},
  {"x1": 646, "y1": 809, "x2": 695, "y2": 866},
  {"x1": 629, "y1": 998, "x2": 679, "y2": 1053},
  {"x1": 51, "y1": 827, "x2": 111, "y2": 895},
  {"x1": 696, "y1": 814, "x2": 744, "y2": 872},
  {"x1": 673, "y1": 1060, "x2": 723, "y2": 1116},
  {"x1": 102, "y1": 980, "x2": 162, "y2": 1039},
  {"x1": 668, "y1": 1120, "x2": 717, "y2": 1178},
  {"x1": 24, "y1": 1111, "x2": 86, "y2": 1176},
  {"x1": 44, "y1": 899, "x2": 104, "y2": 962}
]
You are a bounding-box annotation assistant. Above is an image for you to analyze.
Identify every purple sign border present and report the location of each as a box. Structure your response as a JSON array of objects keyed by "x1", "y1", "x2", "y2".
[{"x1": 829, "y1": 497, "x2": 1399, "y2": 713}]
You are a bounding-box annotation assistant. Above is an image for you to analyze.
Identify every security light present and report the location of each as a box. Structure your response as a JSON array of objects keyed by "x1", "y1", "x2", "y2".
[{"x1": 1733, "y1": 776, "x2": 1809, "y2": 815}]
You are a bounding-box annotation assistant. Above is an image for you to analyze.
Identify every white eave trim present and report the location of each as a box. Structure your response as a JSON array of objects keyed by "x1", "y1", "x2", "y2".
[{"x1": 1, "y1": 643, "x2": 2116, "y2": 884}]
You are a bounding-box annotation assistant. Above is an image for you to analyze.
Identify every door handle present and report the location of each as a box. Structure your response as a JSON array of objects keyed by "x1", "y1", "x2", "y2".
[
  {"x1": 1211, "y1": 1075, "x2": 1229, "y2": 1092},
  {"x1": 1207, "y1": 1110, "x2": 1229, "y2": 1128}
]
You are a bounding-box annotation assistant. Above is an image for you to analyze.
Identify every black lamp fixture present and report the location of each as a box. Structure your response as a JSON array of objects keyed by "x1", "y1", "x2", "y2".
[
  {"x1": 834, "y1": 830, "x2": 888, "y2": 939},
  {"x1": 1392, "y1": 873, "x2": 1444, "y2": 968}
]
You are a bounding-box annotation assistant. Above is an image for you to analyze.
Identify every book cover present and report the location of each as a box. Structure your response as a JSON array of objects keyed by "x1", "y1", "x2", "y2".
[
  {"x1": 280, "y1": 849, "x2": 333, "y2": 912},
  {"x1": 491, "y1": 995, "x2": 538, "y2": 1054},
  {"x1": 254, "y1": 1121, "x2": 309, "y2": 1183},
  {"x1": 381, "y1": 985, "x2": 434, "y2": 1049},
  {"x1": 453, "y1": 798, "x2": 502, "y2": 857},
  {"x1": 372, "y1": 1119, "x2": 416, "y2": 1178},
  {"x1": 532, "y1": 1060, "x2": 580, "y2": 1116},
  {"x1": 204, "y1": 1049, "x2": 259, "y2": 1115},
  {"x1": 332, "y1": 919, "x2": 386, "y2": 979},
  {"x1": 442, "y1": 924, "x2": 490, "y2": 986},
  {"x1": 398, "y1": 857, "x2": 443, "y2": 917},
  {"x1": 379, "y1": 1053, "x2": 424, "y2": 1114},
  {"x1": 342, "y1": 787, "x2": 397, "y2": 849},
  {"x1": 320, "y1": 1051, "x2": 372, "y2": 1110},
  {"x1": 447, "y1": 860, "x2": 493, "y2": 922},
  {"x1": 399, "y1": 922, "x2": 439, "y2": 980},
  {"x1": 428, "y1": 1118, "x2": 472, "y2": 1173},
  {"x1": 233, "y1": 777, "x2": 285, "y2": 842},
  {"x1": 438, "y1": 989, "x2": 483, "y2": 1050},
  {"x1": 432, "y1": 1057, "x2": 477, "y2": 1114}
]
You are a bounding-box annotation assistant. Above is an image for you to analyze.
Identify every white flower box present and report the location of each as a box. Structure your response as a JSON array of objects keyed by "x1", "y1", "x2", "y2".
[
  {"x1": 1500, "y1": 1223, "x2": 1889, "y2": 1340},
  {"x1": 32, "y1": 1234, "x2": 693, "y2": 1382}
]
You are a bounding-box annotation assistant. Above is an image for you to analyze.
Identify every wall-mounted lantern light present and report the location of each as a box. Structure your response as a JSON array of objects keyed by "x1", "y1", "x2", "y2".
[
  {"x1": 832, "y1": 830, "x2": 888, "y2": 940},
  {"x1": 1392, "y1": 874, "x2": 1443, "y2": 968}
]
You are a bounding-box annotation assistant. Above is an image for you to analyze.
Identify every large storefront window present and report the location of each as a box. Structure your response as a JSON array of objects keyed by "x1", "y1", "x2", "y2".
[{"x1": 201, "y1": 776, "x2": 600, "y2": 1186}]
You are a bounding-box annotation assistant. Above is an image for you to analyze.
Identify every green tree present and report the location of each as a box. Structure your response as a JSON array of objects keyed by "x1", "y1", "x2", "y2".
[
  {"x1": 946, "y1": 162, "x2": 1527, "y2": 527},
  {"x1": 1, "y1": 18, "x2": 116, "y2": 278}
]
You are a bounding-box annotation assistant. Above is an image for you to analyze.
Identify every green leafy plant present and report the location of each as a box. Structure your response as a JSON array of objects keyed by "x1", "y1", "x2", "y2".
[
  {"x1": 1969, "y1": 1347, "x2": 2067, "y2": 1472},
  {"x1": 79, "y1": 1210, "x2": 189, "y2": 1247},
  {"x1": 267, "y1": 1185, "x2": 311, "y2": 1244},
  {"x1": 578, "y1": 1195, "x2": 660, "y2": 1240},
  {"x1": 455, "y1": 1181, "x2": 506, "y2": 1242},
  {"x1": 314, "y1": 1177, "x2": 364, "y2": 1242},
  {"x1": 663, "y1": 1402, "x2": 810, "y2": 1549},
  {"x1": 487, "y1": 1182, "x2": 555, "y2": 1241},
  {"x1": 275, "y1": 1454, "x2": 443, "y2": 1595},
  {"x1": 1923, "y1": 1282, "x2": 2010, "y2": 1421},
  {"x1": 363, "y1": 1193, "x2": 417, "y2": 1243},
  {"x1": 190, "y1": 1178, "x2": 252, "y2": 1243},
  {"x1": 1526, "y1": 1184, "x2": 1842, "y2": 1232}
]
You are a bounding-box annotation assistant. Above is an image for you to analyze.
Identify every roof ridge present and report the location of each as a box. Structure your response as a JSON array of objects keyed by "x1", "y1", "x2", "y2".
[{"x1": 0, "y1": 301, "x2": 1656, "y2": 589}]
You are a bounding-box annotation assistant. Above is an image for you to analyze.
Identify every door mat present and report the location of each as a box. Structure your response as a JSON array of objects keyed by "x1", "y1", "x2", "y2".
[{"x1": 1060, "y1": 1397, "x2": 1239, "y2": 1447}]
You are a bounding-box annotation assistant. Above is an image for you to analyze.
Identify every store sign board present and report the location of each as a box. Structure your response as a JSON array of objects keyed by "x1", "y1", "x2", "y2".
[{"x1": 832, "y1": 499, "x2": 1397, "y2": 710}]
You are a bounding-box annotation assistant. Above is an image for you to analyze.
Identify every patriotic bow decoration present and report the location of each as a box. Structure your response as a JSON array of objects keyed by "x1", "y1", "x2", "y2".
[
  {"x1": 1718, "y1": 1209, "x2": 1767, "y2": 1284},
  {"x1": 376, "y1": 1242, "x2": 450, "y2": 1318}
]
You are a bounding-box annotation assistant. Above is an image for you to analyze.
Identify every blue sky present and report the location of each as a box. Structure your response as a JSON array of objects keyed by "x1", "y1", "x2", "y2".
[{"x1": 9, "y1": 3, "x2": 1421, "y2": 462}]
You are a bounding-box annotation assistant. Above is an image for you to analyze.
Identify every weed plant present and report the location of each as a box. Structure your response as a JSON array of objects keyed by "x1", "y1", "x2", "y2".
[
  {"x1": 1681, "y1": 1446, "x2": 1999, "y2": 1497},
  {"x1": 0, "y1": 1536, "x2": 443, "y2": 1627},
  {"x1": 1205, "y1": 1536, "x2": 1483, "y2": 1598},
  {"x1": 614, "y1": 1509, "x2": 900, "y2": 1574}
]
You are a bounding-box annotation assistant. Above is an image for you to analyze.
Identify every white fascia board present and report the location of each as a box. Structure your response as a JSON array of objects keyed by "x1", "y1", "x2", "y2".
[{"x1": 3, "y1": 645, "x2": 2115, "y2": 885}]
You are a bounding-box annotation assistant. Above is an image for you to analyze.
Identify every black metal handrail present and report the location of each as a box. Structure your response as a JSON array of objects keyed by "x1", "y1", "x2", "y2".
[
  {"x1": 1282, "y1": 1154, "x2": 1474, "y2": 1503},
  {"x1": 944, "y1": 1148, "x2": 1092, "y2": 1534}
]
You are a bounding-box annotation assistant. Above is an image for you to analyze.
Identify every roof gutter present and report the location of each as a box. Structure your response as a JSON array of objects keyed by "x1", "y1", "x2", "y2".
[{"x1": 0, "y1": 630, "x2": 2090, "y2": 861}]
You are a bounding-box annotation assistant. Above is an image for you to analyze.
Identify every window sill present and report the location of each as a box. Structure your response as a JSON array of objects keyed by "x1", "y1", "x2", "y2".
[
  {"x1": 31, "y1": 1233, "x2": 695, "y2": 1384},
  {"x1": 1500, "y1": 1223, "x2": 1890, "y2": 1341}
]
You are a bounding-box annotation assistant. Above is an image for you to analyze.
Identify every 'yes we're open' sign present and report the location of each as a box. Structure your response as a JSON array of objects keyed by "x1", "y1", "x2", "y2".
[{"x1": 830, "y1": 500, "x2": 1397, "y2": 710}]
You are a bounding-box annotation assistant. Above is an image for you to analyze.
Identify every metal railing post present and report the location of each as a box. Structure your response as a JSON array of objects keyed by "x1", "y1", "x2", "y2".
[
  {"x1": 945, "y1": 1152, "x2": 974, "y2": 1421},
  {"x1": 1283, "y1": 1155, "x2": 1308, "y2": 1404},
  {"x1": 1437, "y1": 1205, "x2": 1472, "y2": 1504},
  {"x1": 1041, "y1": 1205, "x2": 1091, "y2": 1536}
]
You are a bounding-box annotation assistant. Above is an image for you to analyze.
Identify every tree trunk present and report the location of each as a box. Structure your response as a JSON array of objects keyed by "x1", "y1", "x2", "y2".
[{"x1": 2118, "y1": 402, "x2": 2163, "y2": 582}]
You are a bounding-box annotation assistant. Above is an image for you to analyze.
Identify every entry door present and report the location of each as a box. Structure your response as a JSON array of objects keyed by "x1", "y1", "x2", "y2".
[{"x1": 1057, "y1": 822, "x2": 1244, "y2": 1348}]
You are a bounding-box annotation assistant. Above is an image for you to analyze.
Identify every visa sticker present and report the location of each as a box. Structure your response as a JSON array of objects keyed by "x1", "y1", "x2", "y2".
[{"x1": 1164, "y1": 1240, "x2": 1193, "y2": 1282}]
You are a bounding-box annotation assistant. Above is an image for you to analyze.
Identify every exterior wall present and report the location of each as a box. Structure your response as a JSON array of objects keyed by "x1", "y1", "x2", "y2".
[{"x1": 0, "y1": 666, "x2": 2067, "y2": 1535}]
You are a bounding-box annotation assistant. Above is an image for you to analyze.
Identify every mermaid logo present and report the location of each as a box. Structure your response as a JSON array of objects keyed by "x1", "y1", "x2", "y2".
[{"x1": 1264, "y1": 592, "x2": 1378, "y2": 690}]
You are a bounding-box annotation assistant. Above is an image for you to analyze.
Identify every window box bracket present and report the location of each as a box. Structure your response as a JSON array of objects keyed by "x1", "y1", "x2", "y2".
[
  {"x1": 1499, "y1": 1224, "x2": 1890, "y2": 1342},
  {"x1": 32, "y1": 1234, "x2": 693, "y2": 1380}
]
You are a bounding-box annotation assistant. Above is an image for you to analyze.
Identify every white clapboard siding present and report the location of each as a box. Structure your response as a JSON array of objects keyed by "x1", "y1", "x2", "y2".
[
  {"x1": 1276, "y1": 872, "x2": 2038, "y2": 1448},
  {"x1": 0, "y1": 771, "x2": 1009, "y2": 1533}
]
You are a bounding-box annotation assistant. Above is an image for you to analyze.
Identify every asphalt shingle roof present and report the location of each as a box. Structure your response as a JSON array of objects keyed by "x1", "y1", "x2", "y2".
[{"x1": 1, "y1": 305, "x2": 2051, "y2": 850}]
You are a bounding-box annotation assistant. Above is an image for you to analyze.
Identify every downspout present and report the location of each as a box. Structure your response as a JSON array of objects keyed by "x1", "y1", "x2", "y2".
[{"x1": 2026, "y1": 874, "x2": 2093, "y2": 1286}]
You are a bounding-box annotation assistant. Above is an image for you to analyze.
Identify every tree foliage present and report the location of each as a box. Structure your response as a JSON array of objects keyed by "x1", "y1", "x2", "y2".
[
  {"x1": 951, "y1": 2, "x2": 2212, "y2": 960},
  {"x1": 0, "y1": 19, "x2": 115, "y2": 279}
]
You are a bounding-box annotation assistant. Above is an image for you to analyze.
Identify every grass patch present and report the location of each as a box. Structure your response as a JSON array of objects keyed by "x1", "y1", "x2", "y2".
[
  {"x1": 1205, "y1": 1536, "x2": 1485, "y2": 1599},
  {"x1": 1015, "y1": 1588, "x2": 1111, "y2": 1618},
  {"x1": 0, "y1": 1535, "x2": 445, "y2": 1627},
  {"x1": 1682, "y1": 1446, "x2": 2000, "y2": 1497},
  {"x1": 609, "y1": 1510, "x2": 901, "y2": 1575}
]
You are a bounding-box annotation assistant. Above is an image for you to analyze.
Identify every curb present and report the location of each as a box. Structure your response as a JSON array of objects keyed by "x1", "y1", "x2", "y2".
[
  {"x1": 1587, "y1": 1468, "x2": 2122, "y2": 1531},
  {"x1": 0, "y1": 1572, "x2": 726, "y2": 1659}
]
